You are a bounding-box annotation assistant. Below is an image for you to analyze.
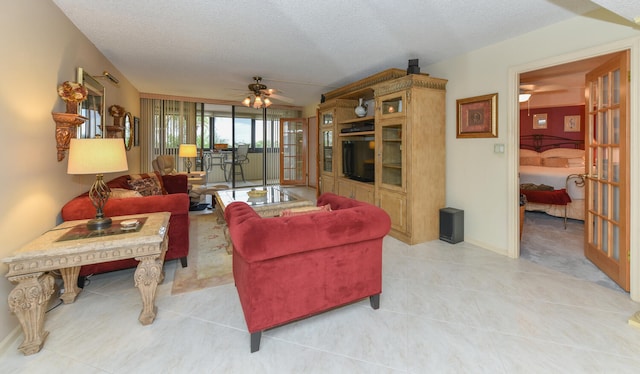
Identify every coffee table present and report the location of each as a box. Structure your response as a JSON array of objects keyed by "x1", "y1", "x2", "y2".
[
  {"x1": 214, "y1": 185, "x2": 314, "y2": 218},
  {"x1": 213, "y1": 186, "x2": 315, "y2": 251},
  {"x1": 2, "y1": 212, "x2": 170, "y2": 355}
]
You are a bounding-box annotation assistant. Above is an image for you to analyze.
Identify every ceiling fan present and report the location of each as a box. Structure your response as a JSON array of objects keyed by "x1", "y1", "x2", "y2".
[
  {"x1": 242, "y1": 76, "x2": 294, "y2": 108},
  {"x1": 519, "y1": 83, "x2": 568, "y2": 102}
]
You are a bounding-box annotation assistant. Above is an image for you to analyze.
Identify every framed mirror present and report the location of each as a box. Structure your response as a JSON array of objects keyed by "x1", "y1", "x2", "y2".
[
  {"x1": 123, "y1": 112, "x2": 133, "y2": 150},
  {"x1": 76, "y1": 67, "x2": 105, "y2": 138}
]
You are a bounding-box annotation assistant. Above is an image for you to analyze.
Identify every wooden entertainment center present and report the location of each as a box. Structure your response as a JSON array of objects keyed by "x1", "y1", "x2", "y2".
[{"x1": 318, "y1": 68, "x2": 447, "y2": 244}]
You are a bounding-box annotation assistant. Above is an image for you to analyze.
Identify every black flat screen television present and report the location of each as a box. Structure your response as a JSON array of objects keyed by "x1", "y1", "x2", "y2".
[{"x1": 342, "y1": 137, "x2": 375, "y2": 183}]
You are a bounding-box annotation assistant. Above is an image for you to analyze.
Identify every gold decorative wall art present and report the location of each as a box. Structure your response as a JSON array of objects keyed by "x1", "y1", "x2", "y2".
[{"x1": 456, "y1": 93, "x2": 498, "y2": 138}]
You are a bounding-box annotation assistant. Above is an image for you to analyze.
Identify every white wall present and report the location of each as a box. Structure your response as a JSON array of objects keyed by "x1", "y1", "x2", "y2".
[
  {"x1": 0, "y1": 1, "x2": 141, "y2": 343},
  {"x1": 427, "y1": 9, "x2": 640, "y2": 256}
]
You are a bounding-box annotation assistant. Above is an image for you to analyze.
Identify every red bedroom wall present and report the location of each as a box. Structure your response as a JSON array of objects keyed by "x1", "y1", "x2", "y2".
[{"x1": 520, "y1": 105, "x2": 585, "y2": 142}]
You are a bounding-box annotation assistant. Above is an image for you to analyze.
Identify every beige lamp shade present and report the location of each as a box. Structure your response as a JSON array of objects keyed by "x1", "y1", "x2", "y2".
[
  {"x1": 67, "y1": 138, "x2": 128, "y2": 175},
  {"x1": 179, "y1": 144, "x2": 197, "y2": 158}
]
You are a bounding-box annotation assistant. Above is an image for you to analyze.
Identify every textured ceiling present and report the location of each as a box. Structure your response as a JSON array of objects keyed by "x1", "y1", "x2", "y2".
[{"x1": 51, "y1": 0, "x2": 619, "y2": 108}]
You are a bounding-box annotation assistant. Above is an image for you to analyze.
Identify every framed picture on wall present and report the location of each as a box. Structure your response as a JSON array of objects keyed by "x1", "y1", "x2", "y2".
[
  {"x1": 532, "y1": 113, "x2": 547, "y2": 129},
  {"x1": 564, "y1": 115, "x2": 580, "y2": 132},
  {"x1": 456, "y1": 93, "x2": 498, "y2": 138}
]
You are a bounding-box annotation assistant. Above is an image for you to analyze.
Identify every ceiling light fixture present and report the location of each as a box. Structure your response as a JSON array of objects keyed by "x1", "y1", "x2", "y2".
[
  {"x1": 242, "y1": 93, "x2": 272, "y2": 109},
  {"x1": 242, "y1": 76, "x2": 274, "y2": 109},
  {"x1": 518, "y1": 93, "x2": 531, "y2": 102}
]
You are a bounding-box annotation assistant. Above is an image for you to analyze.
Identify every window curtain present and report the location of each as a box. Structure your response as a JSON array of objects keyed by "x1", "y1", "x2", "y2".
[{"x1": 140, "y1": 99, "x2": 197, "y2": 173}]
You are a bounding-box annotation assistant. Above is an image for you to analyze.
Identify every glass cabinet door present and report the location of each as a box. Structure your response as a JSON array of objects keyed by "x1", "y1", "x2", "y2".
[
  {"x1": 320, "y1": 110, "x2": 334, "y2": 173},
  {"x1": 380, "y1": 123, "x2": 403, "y2": 187},
  {"x1": 380, "y1": 95, "x2": 403, "y2": 117},
  {"x1": 322, "y1": 129, "x2": 333, "y2": 172},
  {"x1": 322, "y1": 112, "x2": 333, "y2": 125}
]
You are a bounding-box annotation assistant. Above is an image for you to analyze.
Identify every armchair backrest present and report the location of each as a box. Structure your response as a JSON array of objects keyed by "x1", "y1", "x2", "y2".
[{"x1": 153, "y1": 155, "x2": 177, "y2": 175}]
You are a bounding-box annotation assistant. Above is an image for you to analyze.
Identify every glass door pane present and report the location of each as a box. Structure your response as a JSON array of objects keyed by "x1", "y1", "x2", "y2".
[
  {"x1": 322, "y1": 129, "x2": 333, "y2": 172},
  {"x1": 381, "y1": 123, "x2": 403, "y2": 187},
  {"x1": 584, "y1": 51, "x2": 629, "y2": 290},
  {"x1": 280, "y1": 118, "x2": 306, "y2": 185}
]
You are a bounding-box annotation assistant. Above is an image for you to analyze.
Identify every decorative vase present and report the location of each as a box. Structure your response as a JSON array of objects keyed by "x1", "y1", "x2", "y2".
[{"x1": 354, "y1": 98, "x2": 367, "y2": 117}]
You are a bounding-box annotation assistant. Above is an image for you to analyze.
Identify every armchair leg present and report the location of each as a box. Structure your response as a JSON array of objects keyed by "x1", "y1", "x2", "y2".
[
  {"x1": 250, "y1": 331, "x2": 262, "y2": 353},
  {"x1": 180, "y1": 257, "x2": 188, "y2": 268},
  {"x1": 370, "y1": 294, "x2": 380, "y2": 310}
]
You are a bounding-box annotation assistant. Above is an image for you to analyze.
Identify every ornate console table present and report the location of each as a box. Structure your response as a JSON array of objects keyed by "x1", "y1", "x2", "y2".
[{"x1": 2, "y1": 212, "x2": 170, "y2": 355}]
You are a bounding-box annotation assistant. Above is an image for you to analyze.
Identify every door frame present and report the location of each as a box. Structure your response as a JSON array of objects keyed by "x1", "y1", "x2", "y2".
[{"x1": 507, "y1": 36, "x2": 640, "y2": 301}]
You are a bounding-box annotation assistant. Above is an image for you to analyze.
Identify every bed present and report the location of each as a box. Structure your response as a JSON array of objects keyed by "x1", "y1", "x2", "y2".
[{"x1": 519, "y1": 135, "x2": 586, "y2": 223}]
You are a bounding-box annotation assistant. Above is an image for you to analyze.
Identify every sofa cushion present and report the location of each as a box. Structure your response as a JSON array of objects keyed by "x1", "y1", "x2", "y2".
[
  {"x1": 280, "y1": 204, "x2": 331, "y2": 217},
  {"x1": 106, "y1": 175, "x2": 133, "y2": 190},
  {"x1": 128, "y1": 173, "x2": 164, "y2": 196},
  {"x1": 110, "y1": 188, "x2": 143, "y2": 199}
]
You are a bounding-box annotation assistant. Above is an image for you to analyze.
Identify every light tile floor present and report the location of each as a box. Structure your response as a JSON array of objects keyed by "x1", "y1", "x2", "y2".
[{"x1": 2, "y1": 220, "x2": 640, "y2": 372}]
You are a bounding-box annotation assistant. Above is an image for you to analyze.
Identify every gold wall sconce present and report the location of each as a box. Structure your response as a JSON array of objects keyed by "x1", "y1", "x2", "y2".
[
  {"x1": 53, "y1": 81, "x2": 88, "y2": 161},
  {"x1": 53, "y1": 113, "x2": 87, "y2": 161}
]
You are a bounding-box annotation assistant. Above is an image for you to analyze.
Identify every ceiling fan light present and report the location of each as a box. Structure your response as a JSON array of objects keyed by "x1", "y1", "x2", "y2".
[
  {"x1": 242, "y1": 96, "x2": 251, "y2": 107},
  {"x1": 263, "y1": 97, "x2": 272, "y2": 107},
  {"x1": 519, "y1": 93, "x2": 531, "y2": 102},
  {"x1": 253, "y1": 96, "x2": 263, "y2": 108}
]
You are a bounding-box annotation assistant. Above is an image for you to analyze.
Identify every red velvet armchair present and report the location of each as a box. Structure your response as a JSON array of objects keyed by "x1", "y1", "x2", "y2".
[
  {"x1": 225, "y1": 192, "x2": 391, "y2": 352},
  {"x1": 61, "y1": 174, "x2": 190, "y2": 282}
]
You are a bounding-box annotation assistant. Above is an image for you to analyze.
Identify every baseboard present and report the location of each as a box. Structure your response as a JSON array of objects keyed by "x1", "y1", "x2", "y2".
[
  {"x1": 628, "y1": 312, "x2": 640, "y2": 329},
  {"x1": 464, "y1": 238, "x2": 509, "y2": 257}
]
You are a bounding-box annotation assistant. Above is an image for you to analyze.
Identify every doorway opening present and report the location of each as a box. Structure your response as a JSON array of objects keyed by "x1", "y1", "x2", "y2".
[{"x1": 517, "y1": 51, "x2": 629, "y2": 292}]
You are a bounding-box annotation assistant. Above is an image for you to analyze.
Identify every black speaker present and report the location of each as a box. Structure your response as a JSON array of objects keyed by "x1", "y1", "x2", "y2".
[
  {"x1": 407, "y1": 59, "x2": 420, "y2": 75},
  {"x1": 440, "y1": 207, "x2": 464, "y2": 244}
]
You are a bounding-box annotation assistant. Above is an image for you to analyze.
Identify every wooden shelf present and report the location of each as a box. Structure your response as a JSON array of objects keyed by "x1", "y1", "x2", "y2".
[
  {"x1": 338, "y1": 131, "x2": 374, "y2": 137},
  {"x1": 340, "y1": 116, "x2": 375, "y2": 125}
]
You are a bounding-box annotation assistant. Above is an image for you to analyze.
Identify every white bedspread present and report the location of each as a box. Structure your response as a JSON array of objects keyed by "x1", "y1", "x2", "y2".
[{"x1": 519, "y1": 165, "x2": 585, "y2": 200}]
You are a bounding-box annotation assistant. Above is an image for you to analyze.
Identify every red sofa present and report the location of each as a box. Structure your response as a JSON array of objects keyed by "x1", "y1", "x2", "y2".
[
  {"x1": 61, "y1": 173, "x2": 190, "y2": 281},
  {"x1": 225, "y1": 192, "x2": 391, "y2": 352}
]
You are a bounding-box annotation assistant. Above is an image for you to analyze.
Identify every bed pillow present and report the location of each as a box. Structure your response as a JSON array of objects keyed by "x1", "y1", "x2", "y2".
[
  {"x1": 541, "y1": 148, "x2": 584, "y2": 159},
  {"x1": 519, "y1": 149, "x2": 541, "y2": 158},
  {"x1": 520, "y1": 156, "x2": 542, "y2": 166},
  {"x1": 542, "y1": 157, "x2": 569, "y2": 168}
]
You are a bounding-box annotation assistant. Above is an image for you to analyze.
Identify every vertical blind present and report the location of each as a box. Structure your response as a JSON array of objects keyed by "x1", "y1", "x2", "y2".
[{"x1": 140, "y1": 99, "x2": 196, "y2": 173}]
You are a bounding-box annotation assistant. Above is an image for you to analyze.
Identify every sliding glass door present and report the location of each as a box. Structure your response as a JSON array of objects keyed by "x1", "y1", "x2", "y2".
[{"x1": 194, "y1": 104, "x2": 299, "y2": 187}]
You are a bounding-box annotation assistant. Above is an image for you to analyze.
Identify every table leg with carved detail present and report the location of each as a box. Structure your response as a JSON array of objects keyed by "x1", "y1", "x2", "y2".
[
  {"x1": 7, "y1": 272, "x2": 55, "y2": 355},
  {"x1": 58, "y1": 266, "x2": 82, "y2": 304},
  {"x1": 134, "y1": 238, "x2": 167, "y2": 325}
]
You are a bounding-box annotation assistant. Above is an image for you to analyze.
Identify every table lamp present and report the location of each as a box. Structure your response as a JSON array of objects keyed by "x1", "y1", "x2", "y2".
[
  {"x1": 179, "y1": 144, "x2": 197, "y2": 173},
  {"x1": 67, "y1": 138, "x2": 128, "y2": 230}
]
